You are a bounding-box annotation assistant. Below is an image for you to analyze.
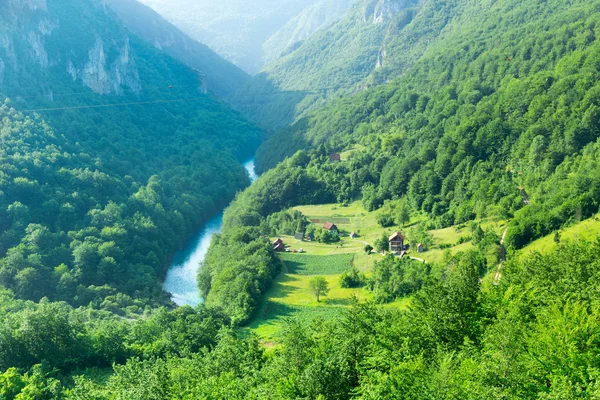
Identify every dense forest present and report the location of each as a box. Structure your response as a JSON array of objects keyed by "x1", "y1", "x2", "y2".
[
  {"x1": 4, "y1": 0, "x2": 600, "y2": 398},
  {"x1": 3, "y1": 239, "x2": 600, "y2": 398},
  {"x1": 0, "y1": 0, "x2": 262, "y2": 309},
  {"x1": 254, "y1": 0, "x2": 600, "y2": 248}
]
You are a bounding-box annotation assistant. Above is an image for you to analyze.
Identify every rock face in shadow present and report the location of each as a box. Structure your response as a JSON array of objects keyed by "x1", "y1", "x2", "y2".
[{"x1": 0, "y1": 0, "x2": 248, "y2": 99}]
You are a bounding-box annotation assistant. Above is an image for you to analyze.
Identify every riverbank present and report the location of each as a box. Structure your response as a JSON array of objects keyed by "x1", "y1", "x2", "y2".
[{"x1": 163, "y1": 159, "x2": 259, "y2": 306}]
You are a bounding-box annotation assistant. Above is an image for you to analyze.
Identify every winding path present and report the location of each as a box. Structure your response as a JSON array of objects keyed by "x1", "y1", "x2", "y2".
[{"x1": 493, "y1": 227, "x2": 509, "y2": 285}]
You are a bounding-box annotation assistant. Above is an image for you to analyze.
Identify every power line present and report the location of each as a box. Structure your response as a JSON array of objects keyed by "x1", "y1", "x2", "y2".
[
  {"x1": 3, "y1": 83, "x2": 199, "y2": 100},
  {"x1": 18, "y1": 97, "x2": 208, "y2": 113}
]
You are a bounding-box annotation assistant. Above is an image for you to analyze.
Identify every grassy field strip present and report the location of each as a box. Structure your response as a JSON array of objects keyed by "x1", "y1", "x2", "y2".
[
  {"x1": 279, "y1": 253, "x2": 355, "y2": 275},
  {"x1": 245, "y1": 253, "x2": 374, "y2": 343},
  {"x1": 521, "y1": 215, "x2": 600, "y2": 256}
]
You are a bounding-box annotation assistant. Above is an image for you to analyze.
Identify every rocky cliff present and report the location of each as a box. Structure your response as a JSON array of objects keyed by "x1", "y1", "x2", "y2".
[
  {"x1": 104, "y1": 0, "x2": 248, "y2": 97},
  {"x1": 0, "y1": 0, "x2": 142, "y2": 97}
]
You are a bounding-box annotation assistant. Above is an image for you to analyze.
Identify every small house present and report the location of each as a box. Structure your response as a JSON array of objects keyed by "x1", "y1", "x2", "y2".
[
  {"x1": 417, "y1": 243, "x2": 424, "y2": 253},
  {"x1": 350, "y1": 232, "x2": 357, "y2": 239},
  {"x1": 294, "y1": 232, "x2": 305, "y2": 241},
  {"x1": 306, "y1": 232, "x2": 315, "y2": 242},
  {"x1": 273, "y1": 238, "x2": 283, "y2": 247},
  {"x1": 389, "y1": 232, "x2": 405, "y2": 252},
  {"x1": 274, "y1": 242, "x2": 286, "y2": 252},
  {"x1": 329, "y1": 153, "x2": 341, "y2": 162},
  {"x1": 323, "y1": 222, "x2": 339, "y2": 234}
]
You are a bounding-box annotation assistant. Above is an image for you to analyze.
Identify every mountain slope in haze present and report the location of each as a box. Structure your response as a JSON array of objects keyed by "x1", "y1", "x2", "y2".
[
  {"x1": 234, "y1": 0, "x2": 442, "y2": 131},
  {"x1": 138, "y1": 0, "x2": 356, "y2": 74},
  {"x1": 263, "y1": 0, "x2": 358, "y2": 65},
  {"x1": 104, "y1": 0, "x2": 249, "y2": 97},
  {"x1": 0, "y1": 0, "x2": 261, "y2": 307}
]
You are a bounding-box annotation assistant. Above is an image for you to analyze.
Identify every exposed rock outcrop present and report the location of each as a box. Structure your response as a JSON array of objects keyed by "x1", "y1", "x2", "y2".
[
  {"x1": 81, "y1": 38, "x2": 141, "y2": 95},
  {"x1": 27, "y1": 31, "x2": 48, "y2": 68},
  {"x1": 364, "y1": 0, "x2": 410, "y2": 24}
]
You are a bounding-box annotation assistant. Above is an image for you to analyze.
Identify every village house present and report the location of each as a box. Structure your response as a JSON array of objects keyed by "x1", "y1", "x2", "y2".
[
  {"x1": 329, "y1": 153, "x2": 341, "y2": 162},
  {"x1": 323, "y1": 222, "x2": 339, "y2": 234},
  {"x1": 273, "y1": 238, "x2": 286, "y2": 252},
  {"x1": 350, "y1": 232, "x2": 357, "y2": 239},
  {"x1": 294, "y1": 232, "x2": 305, "y2": 241},
  {"x1": 306, "y1": 232, "x2": 315, "y2": 242},
  {"x1": 417, "y1": 243, "x2": 424, "y2": 253},
  {"x1": 389, "y1": 232, "x2": 405, "y2": 253}
]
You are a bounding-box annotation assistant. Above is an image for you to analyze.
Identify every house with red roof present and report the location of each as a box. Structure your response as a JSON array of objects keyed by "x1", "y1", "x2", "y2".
[{"x1": 323, "y1": 222, "x2": 339, "y2": 234}]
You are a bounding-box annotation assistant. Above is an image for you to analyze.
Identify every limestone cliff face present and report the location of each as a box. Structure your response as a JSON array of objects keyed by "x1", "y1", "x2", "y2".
[
  {"x1": 0, "y1": 0, "x2": 142, "y2": 96},
  {"x1": 364, "y1": 0, "x2": 413, "y2": 24},
  {"x1": 80, "y1": 38, "x2": 141, "y2": 95},
  {"x1": 103, "y1": 0, "x2": 248, "y2": 98}
]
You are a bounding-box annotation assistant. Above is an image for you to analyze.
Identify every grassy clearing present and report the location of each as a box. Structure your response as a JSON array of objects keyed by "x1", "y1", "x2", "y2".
[
  {"x1": 294, "y1": 201, "x2": 411, "y2": 253},
  {"x1": 247, "y1": 201, "x2": 504, "y2": 343},
  {"x1": 521, "y1": 215, "x2": 600, "y2": 256},
  {"x1": 279, "y1": 253, "x2": 355, "y2": 275},
  {"x1": 243, "y1": 262, "x2": 376, "y2": 343},
  {"x1": 339, "y1": 145, "x2": 366, "y2": 161}
]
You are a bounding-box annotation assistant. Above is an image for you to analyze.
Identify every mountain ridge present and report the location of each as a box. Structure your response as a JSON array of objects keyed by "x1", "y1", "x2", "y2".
[{"x1": 104, "y1": 0, "x2": 249, "y2": 98}]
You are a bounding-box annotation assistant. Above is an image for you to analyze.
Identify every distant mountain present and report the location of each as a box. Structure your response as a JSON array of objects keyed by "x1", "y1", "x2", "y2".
[
  {"x1": 263, "y1": 0, "x2": 357, "y2": 65},
  {"x1": 235, "y1": 0, "x2": 434, "y2": 131},
  {"x1": 0, "y1": 0, "x2": 261, "y2": 306},
  {"x1": 104, "y1": 0, "x2": 248, "y2": 97},
  {"x1": 138, "y1": 0, "x2": 356, "y2": 74}
]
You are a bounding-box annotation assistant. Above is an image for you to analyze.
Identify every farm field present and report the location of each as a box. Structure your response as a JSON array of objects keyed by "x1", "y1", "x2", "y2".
[
  {"x1": 245, "y1": 201, "x2": 504, "y2": 344},
  {"x1": 243, "y1": 252, "x2": 409, "y2": 344}
]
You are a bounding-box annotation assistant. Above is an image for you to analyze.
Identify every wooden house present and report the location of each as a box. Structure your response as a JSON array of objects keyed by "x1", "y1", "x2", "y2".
[
  {"x1": 417, "y1": 243, "x2": 424, "y2": 253},
  {"x1": 274, "y1": 242, "x2": 286, "y2": 252},
  {"x1": 294, "y1": 232, "x2": 305, "y2": 241},
  {"x1": 349, "y1": 232, "x2": 357, "y2": 239},
  {"x1": 389, "y1": 232, "x2": 405, "y2": 252},
  {"x1": 273, "y1": 238, "x2": 285, "y2": 252},
  {"x1": 323, "y1": 222, "x2": 339, "y2": 234},
  {"x1": 306, "y1": 232, "x2": 315, "y2": 242},
  {"x1": 329, "y1": 153, "x2": 341, "y2": 162}
]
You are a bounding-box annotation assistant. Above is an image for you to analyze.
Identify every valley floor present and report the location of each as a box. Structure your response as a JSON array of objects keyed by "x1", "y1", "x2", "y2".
[{"x1": 241, "y1": 201, "x2": 508, "y2": 343}]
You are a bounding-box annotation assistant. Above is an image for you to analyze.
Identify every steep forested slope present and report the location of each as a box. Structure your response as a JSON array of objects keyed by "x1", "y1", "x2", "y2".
[
  {"x1": 204, "y1": 0, "x2": 600, "y2": 321},
  {"x1": 255, "y1": 0, "x2": 600, "y2": 237},
  {"x1": 0, "y1": 0, "x2": 262, "y2": 308},
  {"x1": 104, "y1": 0, "x2": 249, "y2": 98}
]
